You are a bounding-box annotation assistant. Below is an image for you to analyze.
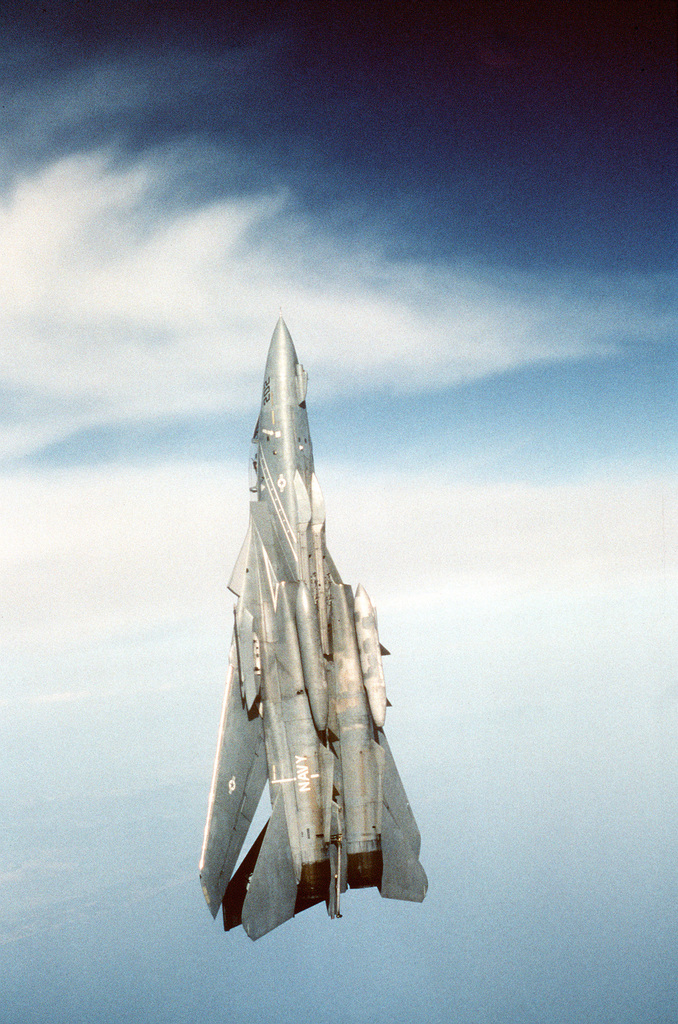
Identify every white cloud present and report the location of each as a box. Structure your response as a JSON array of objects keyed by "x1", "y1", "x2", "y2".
[
  {"x1": 0, "y1": 150, "x2": 674, "y2": 458},
  {"x1": 0, "y1": 462, "x2": 247, "y2": 648},
  {"x1": 322, "y1": 469, "x2": 678, "y2": 604},
  {"x1": 1, "y1": 461, "x2": 674, "y2": 651}
]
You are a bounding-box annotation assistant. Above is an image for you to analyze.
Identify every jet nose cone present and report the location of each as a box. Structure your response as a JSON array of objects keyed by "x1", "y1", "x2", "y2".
[
  {"x1": 272, "y1": 315, "x2": 294, "y2": 348},
  {"x1": 265, "y1": 316, "x2": 298, "y2": 381}
]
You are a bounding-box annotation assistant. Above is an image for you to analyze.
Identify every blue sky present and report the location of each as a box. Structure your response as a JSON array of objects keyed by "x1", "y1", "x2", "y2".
[{"x1": 1, "y1": 4, "x2": 676, "y2": 1022}]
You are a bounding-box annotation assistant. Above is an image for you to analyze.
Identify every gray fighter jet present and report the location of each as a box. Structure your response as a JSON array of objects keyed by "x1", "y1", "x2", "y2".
[{"x1": 199, "y1": 318, "x2": 427, "y2": 939}]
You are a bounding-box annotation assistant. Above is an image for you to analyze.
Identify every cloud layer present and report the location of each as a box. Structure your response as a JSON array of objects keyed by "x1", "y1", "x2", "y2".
[
  {"x1": 3, "y1": 461, "x2": 674, "y2": 653},
  {"x1": 2, "y1": 150, "x2": 675, "y2": 461}
]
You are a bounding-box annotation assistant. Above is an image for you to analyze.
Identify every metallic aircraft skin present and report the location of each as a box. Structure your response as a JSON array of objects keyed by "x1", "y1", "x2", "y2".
[{"x1": 199, "y1": 318, "x2": 427, "y2": 939}]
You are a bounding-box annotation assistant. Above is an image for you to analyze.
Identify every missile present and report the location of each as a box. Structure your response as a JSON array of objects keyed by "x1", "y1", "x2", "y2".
[{"x1": 353, "y1": 584, "x2": 387, "y2": 728}]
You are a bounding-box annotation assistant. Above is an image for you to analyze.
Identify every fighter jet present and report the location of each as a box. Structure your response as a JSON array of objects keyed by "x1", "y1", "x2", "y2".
[{"x1": 199, "y1": 317, "x2": 427, "y2": 939}]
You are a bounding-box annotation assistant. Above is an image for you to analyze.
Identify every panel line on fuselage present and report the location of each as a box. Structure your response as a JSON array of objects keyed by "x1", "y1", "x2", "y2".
[{"x1": 260, "y1": 452, "x2": 299, "y2": 562}]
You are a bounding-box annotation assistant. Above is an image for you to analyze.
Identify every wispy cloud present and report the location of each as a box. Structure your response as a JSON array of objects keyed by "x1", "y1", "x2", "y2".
[{"x1": 1, "y1": 148, "x2": 675, "y2": 461}]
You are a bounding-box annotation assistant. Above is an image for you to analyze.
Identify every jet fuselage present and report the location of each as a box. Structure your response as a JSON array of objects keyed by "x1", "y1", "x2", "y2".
[{"x1": 200, "y1": 318, "x2": 426, "y2": 939}]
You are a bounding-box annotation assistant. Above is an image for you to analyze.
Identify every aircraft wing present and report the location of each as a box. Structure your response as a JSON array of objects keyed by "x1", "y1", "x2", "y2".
[{"x1": 199, "y1": 648, "x2": 268, "y2": 916}]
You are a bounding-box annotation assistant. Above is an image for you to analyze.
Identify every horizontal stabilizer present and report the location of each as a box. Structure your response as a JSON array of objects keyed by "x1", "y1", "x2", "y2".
[
  {"x1": 376, "y1": 729, "x2": 427, "y2": 902},
  {"x1": 378, "y1": 730, "x2": 421, "y2": 857},
  {"x1": 379, "y1": 803, "x2": 428, "y2": 902},
  {"x1": 241, "y1": 791, "x2": 298, "y2": 940}
]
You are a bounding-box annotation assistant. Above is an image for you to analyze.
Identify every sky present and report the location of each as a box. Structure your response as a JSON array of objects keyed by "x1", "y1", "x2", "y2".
[{"x1": 1, "y1": 2, "x2": 676, "y2": 1022}]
